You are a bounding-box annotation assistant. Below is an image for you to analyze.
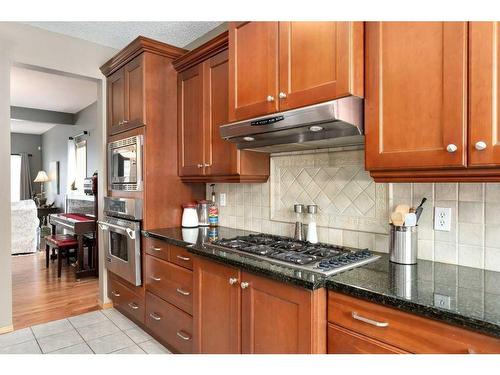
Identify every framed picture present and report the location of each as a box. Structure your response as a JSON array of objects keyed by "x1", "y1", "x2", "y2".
[{"x1": 49, "y1": 161, "x2": 60, "y2": 194}]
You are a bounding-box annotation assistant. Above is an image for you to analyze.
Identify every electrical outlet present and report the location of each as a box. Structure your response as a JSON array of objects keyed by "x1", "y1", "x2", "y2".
[
  {"x1": 434, "y1": 207, "x2": 452, "y2": 231},
  {"x1": 219, "y1": 193, "x2": 226, "y2": 207},
  {"x1": 434, "y1": 293, "x2": 451, "y2": 310}
]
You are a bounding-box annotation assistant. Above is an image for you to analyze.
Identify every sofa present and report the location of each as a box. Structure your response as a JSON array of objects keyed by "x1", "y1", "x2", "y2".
[{"x1": 11, "y1": 199, "x2": 39, "y2": 255}]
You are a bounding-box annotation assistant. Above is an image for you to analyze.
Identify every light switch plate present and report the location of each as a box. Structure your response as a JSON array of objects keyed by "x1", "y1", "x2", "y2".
[
  {"x1": 219, "y1": 193, "x2": 226, "y2": 207},
  {"x1": 434, "y1": 207, "x2": 452, "y2": 231}
]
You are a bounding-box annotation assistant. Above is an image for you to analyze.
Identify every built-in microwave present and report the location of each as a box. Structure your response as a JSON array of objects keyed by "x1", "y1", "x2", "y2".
[{"x1": 108, "y1": 135, "x2": 143, "y2": 191}]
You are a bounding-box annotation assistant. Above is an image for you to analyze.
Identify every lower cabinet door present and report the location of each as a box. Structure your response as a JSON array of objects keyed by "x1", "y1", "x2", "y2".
[
  {"x1": 240, "y1": 271, "x2": 324, "y2": 354},
  {"x1": 145, "y1": 292, "x2": 193, "y2": 353},
  {"x1": 107, "y1": 275, "x2": 145, "y2": 324},
  {"x1": 328, "y1": 324, "x2": 407, "y2": 354},
  {"x1": 193, "y1": 256, "x2": 241, "y2": 353}
]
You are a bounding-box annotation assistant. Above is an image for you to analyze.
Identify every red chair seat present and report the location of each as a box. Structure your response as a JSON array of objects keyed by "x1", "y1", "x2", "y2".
[{"x1": 45, "y1": 234, "x2": 78, "y2": 248}]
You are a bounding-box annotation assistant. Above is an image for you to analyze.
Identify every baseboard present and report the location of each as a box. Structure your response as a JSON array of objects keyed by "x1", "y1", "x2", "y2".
[
  {"x1": 0, "y1": 324, "x2": 14, "y2": 335},
  {"x1": 99, "y1": 300, "x2": 113, "y2": 310}
]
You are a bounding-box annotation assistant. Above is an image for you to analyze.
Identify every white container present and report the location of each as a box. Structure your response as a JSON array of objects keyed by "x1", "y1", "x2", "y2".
[
  {"x1": 182, "y1": 203, "x2": 199, "y2": 228},
  {"x1": 306, "y1": 204, "x2": 318, "y2": 244}
]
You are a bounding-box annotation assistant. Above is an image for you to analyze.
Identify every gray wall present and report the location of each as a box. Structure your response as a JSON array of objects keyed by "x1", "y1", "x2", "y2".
[
  {"x1": 42, "y1": 101, "x2": 98, "y2": 208},
  {"x1": 10, "y1": 133, "x2": 42, "y2": 194}
]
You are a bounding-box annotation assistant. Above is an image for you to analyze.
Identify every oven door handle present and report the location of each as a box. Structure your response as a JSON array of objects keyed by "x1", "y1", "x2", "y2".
[
  {"x1": 126, "y1": 228, "x2": 136, "y2": 240},
  {"x1": 97, "y1": 221, "x2": 138, "y2": 239},
  {"x1": 98, "y1": 223, "x2": 109, "y2": 231}
]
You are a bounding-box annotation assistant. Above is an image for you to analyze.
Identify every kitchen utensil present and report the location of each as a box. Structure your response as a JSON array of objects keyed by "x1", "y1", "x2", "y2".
[
  {"x1": 306, "y1": 204, "x2": 318, "y2": 244},
  {"x1": 197, "y1": 200, "x2": 210, "y2": 227},
  {"x1": 389, "y1": 224, "x2": 418, "y2": 265},
  {"x1": 414, "y1": 197, "x2": 427, "y2": 222},
  {"x1": 390, "y1": 212, "x2": 405, "y2": 226},
  {"x1": 395, "y1": 204, "x2": 410, "y2": 215},
  {"x1": 293, "y1": 204, "x2": 306, "y2": 241},
  {"x1": 182, "y1": 203, "x2": 198, "y2": 228},
  {"x1": 404, "y1": 212, "x2": 417, "y2": 227}
]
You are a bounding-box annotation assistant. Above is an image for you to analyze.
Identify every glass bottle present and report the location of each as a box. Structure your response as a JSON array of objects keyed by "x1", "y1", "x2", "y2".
[{"x1": 306, "y1": 204, "x2": 318, "y2": 244}]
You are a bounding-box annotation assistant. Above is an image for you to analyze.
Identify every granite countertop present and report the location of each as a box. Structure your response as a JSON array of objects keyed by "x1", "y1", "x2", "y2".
[
  {"x1": 326, "y1": 254, "x2": 500, "y2": 338},
  {"x1": 143, "y1": 226, "x2": 500, "y2": 338}
]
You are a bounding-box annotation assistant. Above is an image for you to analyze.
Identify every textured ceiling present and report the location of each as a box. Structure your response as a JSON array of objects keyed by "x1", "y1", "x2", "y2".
[
  {"x1": 24, "y1": 22, "x2": 223, "y2": 49},
  {"x1": 11, "y1": 66, "x2": 98, "y2": 113}
]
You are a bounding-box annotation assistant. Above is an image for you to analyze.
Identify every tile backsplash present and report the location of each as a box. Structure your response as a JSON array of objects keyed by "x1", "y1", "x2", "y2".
[{"x1": 207, "y1": 148, "x2": 500, "y2": 272}]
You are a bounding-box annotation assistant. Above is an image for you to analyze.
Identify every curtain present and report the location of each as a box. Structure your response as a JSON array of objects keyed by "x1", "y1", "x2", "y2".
[
  {"x1": 67, "y1": 139, "x2": 76, "y2": 192},
  {"x1": 19, "y1": 152, "x2": 32, "y2": 200}
]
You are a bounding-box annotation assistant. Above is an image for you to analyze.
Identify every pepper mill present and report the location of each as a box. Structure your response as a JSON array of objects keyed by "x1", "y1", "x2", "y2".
[{"x1": 293, "y1": 204, "x2": 306, "y2": 241}]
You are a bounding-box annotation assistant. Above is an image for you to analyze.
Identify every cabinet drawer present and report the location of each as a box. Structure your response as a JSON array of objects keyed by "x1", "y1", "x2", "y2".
[
  {"x1": 107, "y1": 276, "x2": 145, "y2": 324},
  {"x1": 143, "y1": 236, "x2": 170, "y2": 262},
  {"x1": 328, "y1": 323, "x2": 406, "y2": 354},
  {"x1": 328, "y1": 291, "x2": 500, "y2": 354},
  {"x1": 169, "y1": 245, "x2": 193, "y2": 270},
  {"x1": 145, "y1": 255, "x2": 193, "y2": 315},
  {"x1": 146, "y1": 292, "x2": 193, "y2": 353}
]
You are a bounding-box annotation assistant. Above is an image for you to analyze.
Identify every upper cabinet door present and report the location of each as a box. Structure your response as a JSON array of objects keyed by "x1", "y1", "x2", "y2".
[
  {"x1": 178, "y1": 64, "x2": 205, "y2": 176},
  {"x1": 278, "y1": 22, "x2": 364, "y2": 111},
  {"x1": 229, "y1": 22, "x2": 279, "y2": 122},
  {"x1": 107, "y1": 68, "x2": 125, "y2": 135},
  {"x1": 203, "y1": 50, "x2": 238, "y2": 176},
  {"x1": 469, "y1": 22, "x2": 500, "y2": 167},
  {"x1": 124, "y1": 54, "x2": 145, "y2": 128},
  {"x1": 365, "y1": 22, "x2": 468, "y2": 171}
]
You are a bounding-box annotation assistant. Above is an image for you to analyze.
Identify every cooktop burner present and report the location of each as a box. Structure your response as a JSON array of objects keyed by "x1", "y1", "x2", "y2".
[{"x1": 210, "y1": 233, "x2": 380, "y2": 276}]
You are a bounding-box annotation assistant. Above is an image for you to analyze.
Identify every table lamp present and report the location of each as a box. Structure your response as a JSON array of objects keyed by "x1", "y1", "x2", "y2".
[{"x1": 34, "y1": 170, "x2": 50, "y2": 206}]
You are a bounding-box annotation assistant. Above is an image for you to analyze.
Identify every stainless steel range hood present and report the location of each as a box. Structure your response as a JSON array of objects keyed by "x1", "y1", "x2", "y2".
[{"x1": 220, "y1": 96, "x2": 364, "y2": 153}]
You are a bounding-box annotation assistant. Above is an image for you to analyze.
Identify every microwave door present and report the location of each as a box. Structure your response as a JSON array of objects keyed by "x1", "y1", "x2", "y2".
[{"x1": 112, "y1": 146, "x2": 137, "y2": 184}]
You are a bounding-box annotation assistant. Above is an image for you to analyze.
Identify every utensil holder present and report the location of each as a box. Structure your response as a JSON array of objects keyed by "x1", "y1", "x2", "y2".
[{"x1": 389, "y1": 224, "x2": 418, "y2": 265}]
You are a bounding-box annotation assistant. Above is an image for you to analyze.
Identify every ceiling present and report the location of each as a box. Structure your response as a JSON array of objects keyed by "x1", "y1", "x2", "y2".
[
  {"x1": 24, "y1": 22, "x2": 223, "y2": 49},
  {"x1": 10, "y1": 119, "x2": 56, "y2": 135},
  {"x1": 10, "y1": 66, "x2": 98, "y2": 113}
]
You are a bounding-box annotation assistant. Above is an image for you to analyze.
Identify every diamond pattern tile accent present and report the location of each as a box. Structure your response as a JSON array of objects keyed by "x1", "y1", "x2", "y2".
[{"x1": 271, "y1": 149, "x2": 388, "y2": 234}]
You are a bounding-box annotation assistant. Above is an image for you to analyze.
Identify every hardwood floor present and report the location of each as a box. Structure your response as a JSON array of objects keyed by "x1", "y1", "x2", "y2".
[{"x1": 12, "y1": 251, "x2": 99, "y2": 330}]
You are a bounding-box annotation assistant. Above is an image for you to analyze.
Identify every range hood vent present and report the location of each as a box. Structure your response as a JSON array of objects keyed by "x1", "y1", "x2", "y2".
[{"x1": 220, "y1": 96, "x2": 364, "y2": 153}]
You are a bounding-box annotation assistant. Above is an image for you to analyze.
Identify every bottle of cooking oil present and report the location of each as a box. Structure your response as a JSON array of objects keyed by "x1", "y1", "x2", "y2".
[{"x1": 208, "y1": 184, "x2": 219, "y2": 227}]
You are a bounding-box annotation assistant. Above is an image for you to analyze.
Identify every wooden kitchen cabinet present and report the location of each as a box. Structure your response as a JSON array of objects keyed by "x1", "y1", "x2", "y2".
[
  {"x1": 178, "y1": 64, "x2": 205, "y2": 176},
  {"x1": 193, "y1": 257, "x2": 241, "y2": 354},
  {"x1": 107, "y1": 273, "x2": 145, "y2": 324},
  {"x1": 469, "y1": 22, "x2": 500, "y2": 167},
  {"x1": 106, "y1": 54, "x2": 145, "y2": 135},
  {"x1": 328, "y1": 291, "x2": 500, "y2": 354},
  {"x1": 193, "y1": 255, "x2": 326, "y2": 354},
  {"x1": 365, "y1": 22, "x2": 468, "y2": 172},
  {"x1": 228, "y1": 21, "x2": 363, "y2": 122},
  {"x1": 174, "y1": 32, "x2": 270, "y2": 183}
]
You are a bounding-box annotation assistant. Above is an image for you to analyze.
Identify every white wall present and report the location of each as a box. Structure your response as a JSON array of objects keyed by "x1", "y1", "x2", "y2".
[{"x1": 0, "y1": 22, "x2": 117, "y2": 329}]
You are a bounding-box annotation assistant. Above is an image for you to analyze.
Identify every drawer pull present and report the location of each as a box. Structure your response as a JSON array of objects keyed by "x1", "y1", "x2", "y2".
[
  {"x1": 128, "y1": 302, "x2": 139, "y2": 310},
  {"x1": 151, "y1": 247, "x2": 162, "y2": 252},
  {"x1": 150, "y1": 276, "x2": 161, "y2": 282},
  {"x1": 351, "y1": 312, "x2": 389, "y2": 328},
  {"x1": 176, "y1": 288, "x2": 190, "y2": 296},
  {"x1": 176, "y1": 254, "x2": 191, "y2": 261},
  {"x1": 229, "y1": 277, "x2": 238, "y2": 285},
  {"x1": 149, "y1": 312, "x2": 161, "y2": 321},
  {"x1": 176, "y1": 331, "x2": 191, "y2": 341},
  {"x1": 111, "y1": 291, "x2": 120, "y2": 297}
]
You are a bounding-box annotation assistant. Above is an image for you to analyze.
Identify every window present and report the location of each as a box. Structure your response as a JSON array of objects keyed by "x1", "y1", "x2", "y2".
[
  {"x1": 68, "y1": 139, "x2": 87, "y2": 193},
  {"x1": 10, "y1": 154, "x2": 21, "y2": 202}
]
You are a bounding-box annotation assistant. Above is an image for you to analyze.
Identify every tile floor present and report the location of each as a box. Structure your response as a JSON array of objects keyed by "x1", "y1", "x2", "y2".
[{"x1": 0, "y1": 309, "x2": 171, "y2": 354}]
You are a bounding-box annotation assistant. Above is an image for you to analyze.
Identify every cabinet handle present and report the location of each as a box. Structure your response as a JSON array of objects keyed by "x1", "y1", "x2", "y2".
[
  {"x1": 204, "y1": 163, "x2": 211, "y2": 167},
  {"x1": 240, "y1": 281, "x2": 249, "y2": 289},
  {"x1": 176, "y1": 288, "x2": 190, "y2": 296},
  {"x1": 122, "y1": 120, "x2": 128, "y2": 124},
  {"x1": 176, "y1": 331, "x2": 191, "y2": 341},
  {"x1": 150, "y1": 276, "x2": 161, "y2": 282},
  {"x1": 229, "y1": 277, "x2": 238, "y2": 285},
  {"x1": 278, "y1": 92, "x2": 287, "y2": 99},
  {"x1": 111, "y1": 290, "x2": 120, "y2": 297},
  {"x1": 117, "y1": 120, "x2": 123, "y2": 126},
  {"x1": 128, "y1": 302, "x2": 139, "y2": 310},
  {"x1": 266, "y1": 95, "x2": 275, "y2": 102},
  {"x1": 197, "y1": 164, "x2": 203, "y2": 168},
  {"x1": 149, "y1": 312, "x2": 161, "y2": 321},
  {"x1": 467, "y1": 348, "x2": 477, "y2": 354},
  {"x1": 150, "y1": 247, "x2": 162, "y2": 252},
  {"x1": 475, "y1": 141, "x2": 487, "y2": 151},
  {"x1": 351, "y1": 311, "x2": 389, "y2": 327},
  {"x1": 176, "y1": 254, "x2": 190, "y2": 261},
  {"x1": 446, "y1": 144, "x2": 458, "y2": 153}
]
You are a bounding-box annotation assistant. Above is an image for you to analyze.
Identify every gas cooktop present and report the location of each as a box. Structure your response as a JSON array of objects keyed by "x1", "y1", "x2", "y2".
[{"x1": 208, "y1": 233, "x2": 380, "y2": 276}]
